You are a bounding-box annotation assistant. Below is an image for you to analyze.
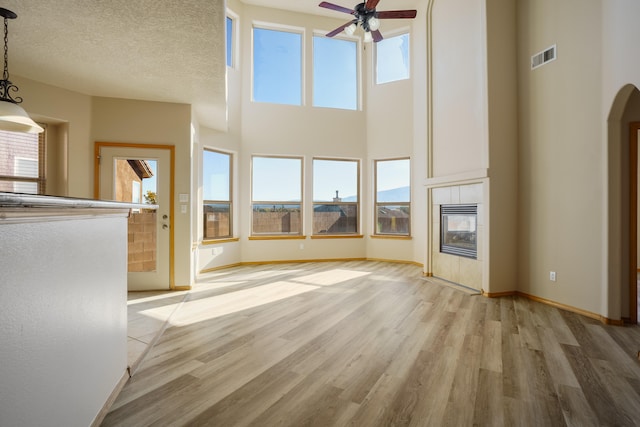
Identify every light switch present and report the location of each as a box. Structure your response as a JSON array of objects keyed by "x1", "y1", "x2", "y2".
[
  {"x1": 181, "y1": 205, "x2": 187, "y2": 214},
  {"x1": 179, "y1": 193, "x2": 189, "y2": 203}
]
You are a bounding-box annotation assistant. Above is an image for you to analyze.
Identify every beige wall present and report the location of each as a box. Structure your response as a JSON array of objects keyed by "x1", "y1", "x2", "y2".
[
  {"x1": 518, "y1": 0, "x2": 603, "y2": 314},
  {"x1": 91, "y1": 97, "x2": 193, "y2": 288},
  {"x1": 431, "y1": 0, "x2": 487, "y2": 177},
  {"x1": 516, "y1": 0, "x2": 640, "y2": 321},
  {"x1": 425, "y1": 0, "x2": 517, "y2": 295},
  {"x1": 198, "y1": 3, "x2": 424, "y2": 270},
  {"x1": 15, "y1": 76, "x2": 91, "y2": 197},
  {"x1": 365, "y1": 7, "x2": 427, "y2": 265},
  {"x1": 485, "y1": 0, "x2": 518, "y2": 294},
  {"x1": 14, "y1": 0, "x2": 640, "y2": 319}
]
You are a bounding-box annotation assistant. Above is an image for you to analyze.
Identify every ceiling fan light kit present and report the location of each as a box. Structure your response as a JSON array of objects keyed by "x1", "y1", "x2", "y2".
[
  {"x1": 344, "y1": 23, "x2": 357, "y2": 36},
  {"x1": 0, "y1": 7, "x2": 43, "y2": 134},
  {"x1": 319, "y1": 0, "x2": 416, "y2": 43}
]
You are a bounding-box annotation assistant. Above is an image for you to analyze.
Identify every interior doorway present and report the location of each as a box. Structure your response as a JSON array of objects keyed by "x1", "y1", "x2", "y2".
[{"x1": 94, "y1": 142, "x2": 175, "y2": 290}]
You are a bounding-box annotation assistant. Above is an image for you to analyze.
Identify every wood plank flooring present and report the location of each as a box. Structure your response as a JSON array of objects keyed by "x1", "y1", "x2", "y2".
[{"x1": 102, "y1": 261, "x2": 640, "y2": 426}]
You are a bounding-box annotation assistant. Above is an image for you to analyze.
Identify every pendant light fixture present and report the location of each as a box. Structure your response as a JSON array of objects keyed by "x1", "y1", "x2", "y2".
[{"x1": 0, "y1": 8, "x2": 43, "y2": 134}]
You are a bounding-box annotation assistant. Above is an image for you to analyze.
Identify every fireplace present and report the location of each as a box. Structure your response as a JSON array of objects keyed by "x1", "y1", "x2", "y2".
[{"x1": 440, "y1": 204, "x2": 477, "y2": 259}]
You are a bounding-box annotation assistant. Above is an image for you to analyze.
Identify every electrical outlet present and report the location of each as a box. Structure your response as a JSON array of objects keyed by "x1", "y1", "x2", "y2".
[
  {"x1": 550, "y1": 271, "x2": 557, "y2": 282},
  {"x1": 299, "y1": 243, "x2": 304, "y2": 250}
]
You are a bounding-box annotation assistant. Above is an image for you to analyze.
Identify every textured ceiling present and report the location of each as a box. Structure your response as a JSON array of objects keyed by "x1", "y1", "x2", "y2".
[
  {"x1": 240, "y1": 0, "x2": 420, "y2": 17},
  {"x1": 2, "y1": 0, "x2": 418, "y2": 130},
  {"x1": 3, "y1": 0, "x2": 226, "y2": 129}
]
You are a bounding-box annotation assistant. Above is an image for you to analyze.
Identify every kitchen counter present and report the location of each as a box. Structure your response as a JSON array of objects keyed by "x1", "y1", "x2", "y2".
[{"x1": 0, "y1": 192, "x2": 154, "y2": 426}]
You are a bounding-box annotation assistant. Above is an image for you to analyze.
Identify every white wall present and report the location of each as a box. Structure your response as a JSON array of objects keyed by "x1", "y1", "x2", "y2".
[{"x1": 0, "y1": 208, "x2": 128, "y2": 426}]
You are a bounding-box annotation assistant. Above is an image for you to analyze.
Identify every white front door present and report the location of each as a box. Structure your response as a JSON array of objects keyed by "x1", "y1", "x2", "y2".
[{"x1": 97, "y1": 144, "x2": 173, "y2": 290}]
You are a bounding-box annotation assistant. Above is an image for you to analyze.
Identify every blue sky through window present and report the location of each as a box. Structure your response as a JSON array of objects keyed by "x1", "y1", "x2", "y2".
[
  {"x1": 141, "y1": 160, "x2": 157, "y2": 200},
  {"x1": 376, "y1": 158, "x2": 410, "y2": 201},
  {"x1": 226, "y1": 16, "x2": 233, "y2": 67},
  {"x1": 252, "y1": 157, "x2": 301, "y2": 201},
  {"x1": 376, "y1": 33, "x2": 410, "y2": 84},
  {"x1": 253, "y1": 27, "x2": 302, "y2": 105},
  {"x1": 313, "y1": 36, "x2": 357, "y2": 110},
  {"x1": 313, "y1": 159, "x2": 358, "y2": 201},
  {"x1": 203, "y1": 150, "x2": 230, "y2": 201}
]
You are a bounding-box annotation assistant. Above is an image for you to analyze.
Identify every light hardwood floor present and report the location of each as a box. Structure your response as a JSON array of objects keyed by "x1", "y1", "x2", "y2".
[{"x1": 103, "y1": 261, "x2": 640, "y2": 426}]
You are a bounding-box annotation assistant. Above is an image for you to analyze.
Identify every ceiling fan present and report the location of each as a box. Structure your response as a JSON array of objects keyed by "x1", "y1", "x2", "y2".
[{"x1": 319, "y1": 0, "x2": 417, "y2": 43}]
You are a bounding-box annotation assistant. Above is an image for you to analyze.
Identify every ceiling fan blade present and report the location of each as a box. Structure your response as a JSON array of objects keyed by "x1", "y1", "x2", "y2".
[
  {"x1": 365, "y1": 0, "x2": 381, "y2": 10},
  {"x1": 377, "y1": 10, "x2": 418, "y2": 19},
  {"x1": 319, "y1": 2, "x2": 355, "y2": 15},
  {"x1": 371, "y1": 29, "x2": 384, "y2": 43},
  {"x1": 326, "y1": 20, "x2": 357, "y2": 38}
]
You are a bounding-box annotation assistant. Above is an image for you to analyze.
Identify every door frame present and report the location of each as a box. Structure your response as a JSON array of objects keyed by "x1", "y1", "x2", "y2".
[
  {"x1": 629, "y1": 123, "x2": 639, "y2": 324},
  {"x1": 94, "y1": 141, "x2": 176, "y2": 290}
]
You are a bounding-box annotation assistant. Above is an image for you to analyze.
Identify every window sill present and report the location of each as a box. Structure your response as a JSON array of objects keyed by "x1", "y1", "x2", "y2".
[
  {"x1": 202, "y1": 237, "x2": 240, "y2": 245},
  {"x1": 370, "y1": 234, "x2": 412, "y2": 240},
  {"x1": 249, "y1": 235, "x2": 306, "y2": 240},
  {"x1": 311, "y1": 234, "x2": 363, "y2": 239}
]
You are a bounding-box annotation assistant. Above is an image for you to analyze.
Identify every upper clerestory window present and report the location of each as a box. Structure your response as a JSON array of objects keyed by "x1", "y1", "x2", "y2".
[
  {"x1": 375, "y1": 32, "x2": 410, "y2": 85},
  {"x1": 313, "y1": 35, "x2": 358, "y2": 111},
  {"x1": 252, "y1": 26, "x2": 303, "y2": 106}
]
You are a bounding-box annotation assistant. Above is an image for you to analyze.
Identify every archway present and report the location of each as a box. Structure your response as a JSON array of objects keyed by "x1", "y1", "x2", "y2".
[{"x1": 607, "y1": 84, "x2": 640, "y2": 324}]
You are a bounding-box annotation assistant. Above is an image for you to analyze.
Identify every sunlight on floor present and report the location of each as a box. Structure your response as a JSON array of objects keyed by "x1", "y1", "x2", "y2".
[
  {"x1": 169, "y1": 280, "x2": 320, "y2": 327},
  {"x1": 125, "y1": 267, "x2": 392, "y2": 369},
  {"x1": 294, "y1": 269, "x2": 370, "y2": 286},
  {"x1": 198, "y1": 268, "x2": 304, "y2": 282},
  {"x1": 127, "y1": 291, "x2": 188, "y2": 372}
]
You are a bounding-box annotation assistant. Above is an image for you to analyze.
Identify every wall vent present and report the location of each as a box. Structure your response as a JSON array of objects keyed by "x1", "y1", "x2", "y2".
[{"x1": 531, "y1": 44, "x2": 557, "y2": 70}]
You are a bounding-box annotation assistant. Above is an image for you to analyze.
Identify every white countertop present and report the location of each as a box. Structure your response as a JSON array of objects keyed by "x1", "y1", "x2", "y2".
[{"x1": 0, "y1": 192, "x2": 157, "y2": 210}]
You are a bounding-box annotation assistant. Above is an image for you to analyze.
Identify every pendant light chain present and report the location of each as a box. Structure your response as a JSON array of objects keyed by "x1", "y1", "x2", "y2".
[
  {"x1": 0, "y1": 10, "x2": 22, "y2": 105},
  {"x1": 0, "y1": 7, "x2": 42, "y2": 133},
  {"x1": 3, "y1": 16, "x2": 9, "y2": 82}
]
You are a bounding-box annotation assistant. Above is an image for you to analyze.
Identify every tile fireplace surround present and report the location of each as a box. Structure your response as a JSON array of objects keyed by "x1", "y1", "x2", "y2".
[{"x1": 431, "y1": 183, "x2": 484, "y2": 290}]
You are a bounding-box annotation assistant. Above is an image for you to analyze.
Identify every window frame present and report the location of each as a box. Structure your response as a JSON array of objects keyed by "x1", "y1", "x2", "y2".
[
  {"x1": 311, "y1": 31, "x2": 361, "y2": 111},
  {"x1": 311, "y1": 157, "x2": 361, "y2": 237},
  {"x1": 373, "y1": 157, "x2": 411, "y2": 237},
  {"x1": 251, "y1": 22, "x2": 305, "y2": 106},
  {"x1": 226, "y1": 9, "x2": 239, "y2": 69},
  {"x1": 374, "y1": 29, "x2": 411, "y2": 85},
  {"x1": 0, "y1": 126, "x2": 46, "y2": 194},
  {"x1": 250, "y1": 154, "x2": 304, "y2": 238},
  {"x1": 202, "y1": 148, "x2": 234, "y2": 241}
]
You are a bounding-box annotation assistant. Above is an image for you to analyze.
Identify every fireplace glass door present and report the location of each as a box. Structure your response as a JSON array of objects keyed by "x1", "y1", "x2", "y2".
[{"x1": 440, "y1": 204, "x2": 477, "y2": 259}]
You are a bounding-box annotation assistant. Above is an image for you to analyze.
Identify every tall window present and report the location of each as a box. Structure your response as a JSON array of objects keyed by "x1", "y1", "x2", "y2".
[
  {"x1": 251, "y1": 156, "x2": 303, "y2": 235},
  {"x1": 375, "y1": 33, "x2": 410, "y2": 84},
  {"x1": 313, "y1": 35, "x2": 358, "y2": 110},
  {"x1": 203, "y1": 149, "x2": 232, "y2": 240},
  {"x1": 252, "y1": 26, "x2": 302, "y2": 106},
  {"x1": 374, "y1": 158, "x2": 410, "y2": 235},
  {"x1": 226, "y1": 16, "x2": 234, "y2": 68},
  {"x1": 0, "y1": 128, "x2": 45, "y2": 194},
  {"x1": 313, "y1": 158, "x2": 359, "y2": 235}
]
